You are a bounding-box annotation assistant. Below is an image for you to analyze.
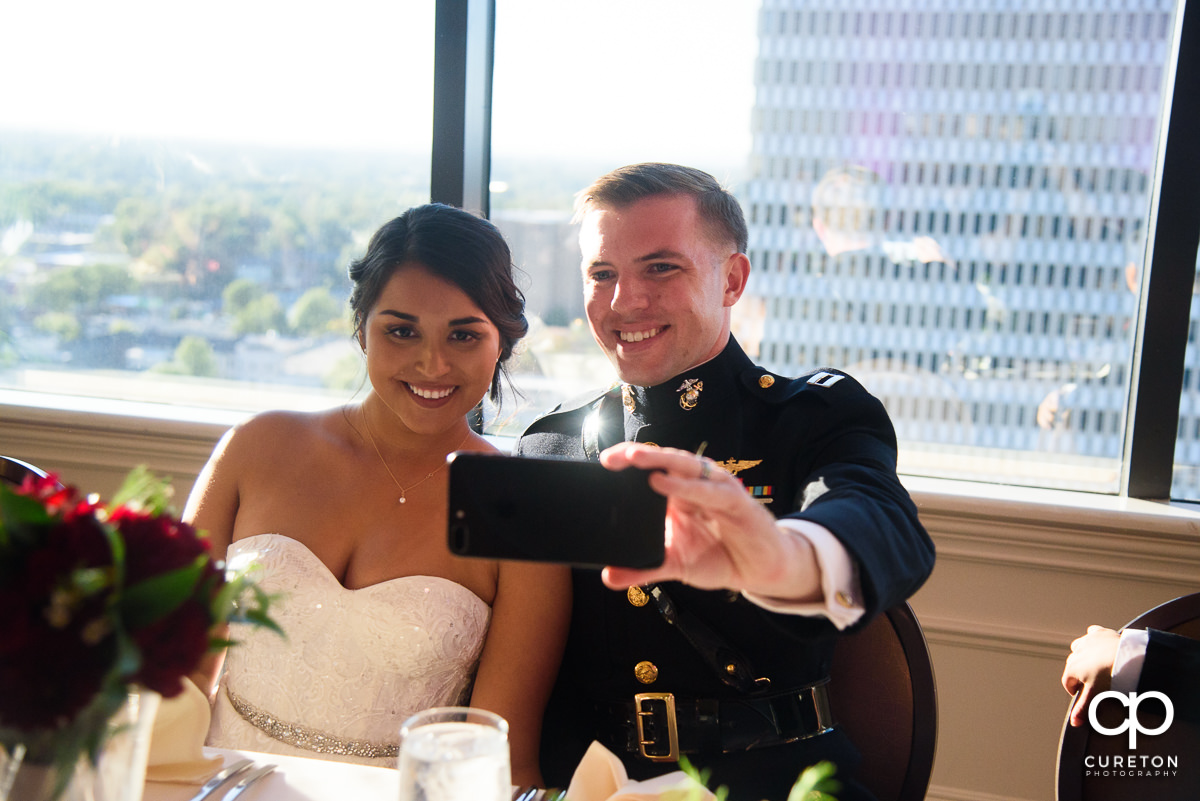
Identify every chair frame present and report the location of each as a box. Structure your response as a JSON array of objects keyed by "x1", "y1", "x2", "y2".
[
  {"x1": 0, "y1": 455, "x2": 52, "y2": 486},
  {"x1": 832, "y1": 601, "x2": 938, "y2": 801},
  {"x1": 890, "y1": 603, "x2": 939, "y2": 801},
  {"x1": 1056, "y1": 592, "x2": 1200, "y2": 801}
]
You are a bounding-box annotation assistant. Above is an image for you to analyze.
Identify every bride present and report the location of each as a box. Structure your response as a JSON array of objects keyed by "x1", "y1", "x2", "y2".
[{"x1": 185, "y1": 204, "x2": 571, "y2": 787}]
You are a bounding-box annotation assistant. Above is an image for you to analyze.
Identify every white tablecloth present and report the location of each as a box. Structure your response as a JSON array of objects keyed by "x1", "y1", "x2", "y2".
[{"x1": 143, "y1": 748, "x2": 399, "y2": 801}]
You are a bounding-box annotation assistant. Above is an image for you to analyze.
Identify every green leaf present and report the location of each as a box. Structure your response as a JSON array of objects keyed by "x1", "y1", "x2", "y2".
[
  {"x1": 71, "y1": 566, "x2": 114, "y2": 597},
  {"x1": 676, "y1": 755, "x2": 728, "y2": 801},
  {"x1": 217, "y1": 575, "x2": 284, "y2": 636},
  {"x1": 119, "y1": 559, "x2": 204, "y2": 628},
  {"x1": 102, "y1": 521, "x2": 126, "y2": 587},
  {"x1": 210, "y1": 575, "x2": 242, "y2": 620},
  {"x1": 110, "y1": 465, "x2": 174, "y2": 515},
  {"x1": 0, "y1": 486, "x2": 55, "y2": 547},
  {"x1": 109, "y1": 625, "x2": 143, "y2": 685},
  {"x1": 785, "y1": 761, "x2": 841, "y2": 801}
]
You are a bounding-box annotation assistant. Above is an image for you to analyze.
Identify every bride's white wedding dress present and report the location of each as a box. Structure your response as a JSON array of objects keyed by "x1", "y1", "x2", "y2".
[{"x1": 207, "y1": 534, "x2": 491, "y2": 766}]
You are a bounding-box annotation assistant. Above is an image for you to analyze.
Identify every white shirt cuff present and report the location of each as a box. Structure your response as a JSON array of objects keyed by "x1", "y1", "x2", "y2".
[
  {"x1": 1111, "y1": 628, "x2": 1149, "y2": 693},
  {"x1": 740, "y1": 519, "x2": 865, "y2": 630}
]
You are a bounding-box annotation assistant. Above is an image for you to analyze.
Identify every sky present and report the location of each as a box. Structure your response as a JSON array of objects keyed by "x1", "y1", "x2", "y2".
[{"x1": 2, "y1": 0, "x2": 758, "y2": 168}]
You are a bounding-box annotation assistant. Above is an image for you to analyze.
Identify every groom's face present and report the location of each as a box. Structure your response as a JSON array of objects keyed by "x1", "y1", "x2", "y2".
[{"x1": 579, "y1": 193, "x2": 747, "y2": 387}]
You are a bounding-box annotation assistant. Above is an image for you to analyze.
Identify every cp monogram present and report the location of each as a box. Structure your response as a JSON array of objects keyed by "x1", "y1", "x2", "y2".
[{"x1": 1089, "y1": 690, "x2": 1175, "y2": 749}]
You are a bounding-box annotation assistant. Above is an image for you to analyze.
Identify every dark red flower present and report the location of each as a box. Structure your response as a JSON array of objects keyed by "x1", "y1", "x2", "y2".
[
  {"x1": 110, "y1": 507, "x2": 221, "y2": 698},
  {"x1": 0, "y1": 469, "x2": 270, "y2": 735},
  {"x1": 130, "y1": 600, "x2": 211, "y2": 697},
  {"x1": 0, "y1": 618, "x2": 115, "y2": 730},
  {"x1": 111, "y1": 508, "x2": 214, "y2": 583},
  {"x1": 0, "y1": 557, "x2": 116, "y2": 730}
]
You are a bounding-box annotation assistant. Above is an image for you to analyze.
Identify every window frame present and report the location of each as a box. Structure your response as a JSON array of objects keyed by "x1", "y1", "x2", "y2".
[{"x1": 1122, "y1": 0, "x2": 1200, "y2": 498}]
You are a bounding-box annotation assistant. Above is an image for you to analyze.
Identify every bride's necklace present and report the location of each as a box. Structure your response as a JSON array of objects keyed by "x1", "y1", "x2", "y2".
[{"x1": 361, "y1": 409, "x2": 471, "y2": 504}]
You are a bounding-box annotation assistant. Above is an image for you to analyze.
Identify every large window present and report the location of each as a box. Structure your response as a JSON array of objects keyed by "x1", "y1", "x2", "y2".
[
  {"x1": 491, "y1": 0, "x2": 1200, "y2": 500},
  {"x1": 1, "y1": 1, "x2": 434, "y2": 412},
  {"x1": 4, "y1": 0, "x2": 1200, "y2": 502},
  {"x1": 745, "y1": 2, "x2": 1186, "y2": 495}
]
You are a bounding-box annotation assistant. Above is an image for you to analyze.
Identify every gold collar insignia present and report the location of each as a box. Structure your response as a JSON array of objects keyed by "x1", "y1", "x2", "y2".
[{"x1": 677, "y1": 378, "x2": 703, "y2": 410}]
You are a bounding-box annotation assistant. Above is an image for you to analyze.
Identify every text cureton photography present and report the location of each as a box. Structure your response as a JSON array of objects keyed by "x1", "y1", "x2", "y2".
[{"x1": 1084, "y1": 753, "x2": 1180, "y2": 779}]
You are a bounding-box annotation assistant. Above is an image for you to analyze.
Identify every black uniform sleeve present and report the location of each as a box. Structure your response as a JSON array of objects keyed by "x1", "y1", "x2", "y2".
[
  {"x1": 776, "y1": 375, "x2": 935, "y2": 622},
  {"x1": 1140, "y1": 629, "x2": 1200, "y2": 725}
]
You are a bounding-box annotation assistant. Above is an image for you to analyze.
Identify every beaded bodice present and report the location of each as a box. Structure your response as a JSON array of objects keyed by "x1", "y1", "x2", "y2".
[{"x1": 206, "y1": 534, "x2": 491, "y2": 766}]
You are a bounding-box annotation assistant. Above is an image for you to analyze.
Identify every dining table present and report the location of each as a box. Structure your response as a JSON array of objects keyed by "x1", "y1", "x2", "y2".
[
  {"x1": 143, "y1": 748, "x2": 400, "y2": 801},
  {"x1": 142, "y1": 742, "x2": 682, "y2": 801}
]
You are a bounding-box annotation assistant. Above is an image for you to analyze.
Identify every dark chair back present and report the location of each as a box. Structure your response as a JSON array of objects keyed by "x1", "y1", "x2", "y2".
[
  {"x1": 0, "y1": 455, "x2": 53, "y2": 487},
  {"x1": 1056, "y1": 592, "x2": 1200, "y2": 801},
  {"x1": 830, "y1": 601, "x2": 938, "y2": 801}
]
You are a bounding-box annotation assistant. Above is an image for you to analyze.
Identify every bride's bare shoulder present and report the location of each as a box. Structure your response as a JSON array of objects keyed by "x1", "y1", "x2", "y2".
[
  {"x1": 224, "y1": 407, "x2": 351, "y2": 451},
  {"x1": 463, "y1": 433, "x2": 504, "y2": 456}
]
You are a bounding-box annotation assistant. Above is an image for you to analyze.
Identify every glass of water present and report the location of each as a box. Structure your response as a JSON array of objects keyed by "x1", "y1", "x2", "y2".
[{"x1": 397, "y1": 706, "x2": 512, "y2": 801}]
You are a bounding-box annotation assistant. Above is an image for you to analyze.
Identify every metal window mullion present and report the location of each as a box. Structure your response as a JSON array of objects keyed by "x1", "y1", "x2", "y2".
[
  {"x1": 431, "y1": 0, "x2": 495, "y2": 216},
  {"x1": 1122, "y1": 0, "x2": 1200, "y2": 499}
]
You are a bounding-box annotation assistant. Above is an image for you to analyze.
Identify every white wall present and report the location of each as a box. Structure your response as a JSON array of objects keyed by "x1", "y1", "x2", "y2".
[{"x1": 4, "y1": 400, "x2": 1199, "y2": 801}]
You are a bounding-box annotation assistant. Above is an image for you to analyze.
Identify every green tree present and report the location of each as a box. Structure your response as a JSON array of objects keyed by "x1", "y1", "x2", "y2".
[
  {"x1": 223, "y1": 278, "x2": 263, "y2": 315},
  {"x1": 288, "y1": 287, "x2": 343, "y2": 336},
  {"x1": 27, "y1": 263, "x2": 134, "y2": 313},
  {"x1": 325, "y1": 351, "x2": 365, "y2": 392},
  {"x1": 0, "y1": 292, "x2": 17, "y2": 367},
  {"x1": 187, "y1": 198, "x2": 272, "y2": 299},
  {"x1": 34, "y1": 312, "x2": 82, "y2": 342},
  {"x1": 29, "y1": 270, "x2": 81, "y2": 312},
  {"x1": 85, "y1": 263, "x2": 135, "y2": 305},
  {"x1": 113, "y1": 196, "x2": 166, "y2": 257},
  {"x1": 234, "y1": 294, "x2": 285, "y2": 335},
  {"x1": 174, "y1": 336, "x2": 218, "y2": 377},
  {"x1": 108, "y1": 318, "x2": 137, "y2": 335}
]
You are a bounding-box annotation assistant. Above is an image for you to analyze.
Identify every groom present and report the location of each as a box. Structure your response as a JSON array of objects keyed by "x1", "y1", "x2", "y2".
[{"x1": 516, "y1": 163, "x2": 935, "y2": 801}]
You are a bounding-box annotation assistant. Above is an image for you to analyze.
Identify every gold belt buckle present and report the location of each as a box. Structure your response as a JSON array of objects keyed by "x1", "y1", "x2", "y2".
[{"x1": 634, "y1": 692, "x2": 679, "y2": 762}]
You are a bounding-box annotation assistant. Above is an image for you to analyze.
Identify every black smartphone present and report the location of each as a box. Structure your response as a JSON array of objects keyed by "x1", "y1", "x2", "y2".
[{"x1": 446, "y1": 452, "x2": 666, "y2": 569}]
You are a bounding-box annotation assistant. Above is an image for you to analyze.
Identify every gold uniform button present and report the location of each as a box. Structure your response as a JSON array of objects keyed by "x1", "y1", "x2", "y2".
[
  {"x1": 836, "y1": 590, "x2": 856, "y2": 608},
  {"x1": 634, "y1": 661, "x2": 659, "y2": 684},
  {"x1": 627, "y1": 586, "x2": 649, "y2": 607},
  {"x1": 759, "y1": 374, "x2": 775, "y2": 388}
]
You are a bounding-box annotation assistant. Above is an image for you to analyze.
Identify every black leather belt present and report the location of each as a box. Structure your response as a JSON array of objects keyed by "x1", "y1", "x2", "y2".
[{"x1": 599, "y1": 680, "x2": 835, "y2": 762}]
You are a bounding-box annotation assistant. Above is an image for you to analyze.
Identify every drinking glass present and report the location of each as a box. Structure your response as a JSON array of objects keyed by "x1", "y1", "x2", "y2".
[{"x1": 397, "y1": 706, "x2": 511, "y2": 801}]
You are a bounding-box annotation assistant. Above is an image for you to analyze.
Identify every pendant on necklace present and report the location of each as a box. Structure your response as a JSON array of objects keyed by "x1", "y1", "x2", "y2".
[{"x1": 398, "y1": 496, "x2": 407, "y2": 504}]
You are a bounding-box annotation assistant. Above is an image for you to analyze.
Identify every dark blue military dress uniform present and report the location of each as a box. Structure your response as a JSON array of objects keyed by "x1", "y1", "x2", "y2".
[{"x1": 517, "y1": 337, "x2": 935, "y2": 801}]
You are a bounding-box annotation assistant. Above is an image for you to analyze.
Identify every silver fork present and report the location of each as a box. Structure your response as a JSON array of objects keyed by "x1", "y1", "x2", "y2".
[
  {"x1": 220, "y1": 763, "x2": 278, "y2": 800},
  {"x1": 186, "y1": 758, "x2": 254, "y2": 801}
]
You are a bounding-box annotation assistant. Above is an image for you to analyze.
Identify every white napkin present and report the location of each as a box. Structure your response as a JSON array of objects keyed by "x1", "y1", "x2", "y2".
[
  {"x1": 564, "y1": 742, "x2": 717, "y2": 801},
  {"x1": 145, "y1": 678, "x2": 224, "y2": 783}
]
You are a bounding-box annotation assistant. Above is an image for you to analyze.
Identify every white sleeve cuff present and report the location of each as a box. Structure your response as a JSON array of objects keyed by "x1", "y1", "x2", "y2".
[
  {"x1": 1111, "y1": 628, "x2": 1149, "y2": 693},
  {"x1": 740, "y1": 519, "x2": 865, "y2": 630}
]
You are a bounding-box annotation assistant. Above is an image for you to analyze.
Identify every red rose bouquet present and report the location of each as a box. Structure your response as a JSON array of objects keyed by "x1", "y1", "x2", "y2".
[{"x1": 0, "y1": 466, "x2": 277, "y2": 798}]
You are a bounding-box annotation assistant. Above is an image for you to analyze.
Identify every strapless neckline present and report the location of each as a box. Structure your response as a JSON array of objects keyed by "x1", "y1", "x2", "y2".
[
  {"x1": 229, "y1": 532, "x2": 489, "y2": 604},
  {"x1": 207, "y1": 532, "x2": 492, "y2": 766}
]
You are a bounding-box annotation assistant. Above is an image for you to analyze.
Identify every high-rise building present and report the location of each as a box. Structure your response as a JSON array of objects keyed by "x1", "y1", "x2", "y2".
[
  {"x1": 491, "y1": 210, "x2": 583, "y2": 327},
  {"x1": 743, "y1": 0, "x2": 1181, "y2": 492}
]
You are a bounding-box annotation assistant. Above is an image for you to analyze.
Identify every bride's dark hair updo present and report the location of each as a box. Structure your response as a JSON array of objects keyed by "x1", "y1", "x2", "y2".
[{"x1": 348, "y1": 203, "x2": 528, "y2": 404}]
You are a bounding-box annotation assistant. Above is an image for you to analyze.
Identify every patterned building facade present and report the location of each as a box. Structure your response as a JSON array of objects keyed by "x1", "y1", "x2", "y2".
[{"x1": 741, "y1": 0, "x2": 1183, "y2": 492}]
